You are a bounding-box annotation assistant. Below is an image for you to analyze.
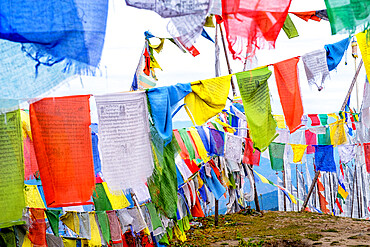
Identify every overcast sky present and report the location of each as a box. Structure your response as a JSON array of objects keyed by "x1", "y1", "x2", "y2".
[{"x1": 48, "y1": 0, "x2": 367, "y2": 123}]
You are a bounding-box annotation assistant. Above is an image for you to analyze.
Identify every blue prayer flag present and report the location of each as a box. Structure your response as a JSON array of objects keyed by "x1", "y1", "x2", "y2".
[
  {"x1": 314, "y1": 145, "x2": 337, "y2": 172},
  {"x1": 324, "y1": 37, "x2": 350, "y2": 71}
]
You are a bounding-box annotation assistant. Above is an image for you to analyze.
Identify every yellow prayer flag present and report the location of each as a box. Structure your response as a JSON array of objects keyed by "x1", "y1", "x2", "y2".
[
  {"x1": 24, "y1": 185, "x2": 45, "y2": 209},
  {"x1": 338, "y1": 185, "x2": 349, "y2": 200},
  {"x1": 20, "y1": 110, "x2": 32, "y2": 140},
  {"x1": 254, "y1": 171, "x2": 270, "y2": 184},
  {"x1": 214, "y1": 118, "x2": 236, "y2": 133},
  {"x1": 60, "y1": 212, "x2": 80, "y2": 235},
  {"x1": 327, "y1": 113, "x2": 339, "y2": 121},
  {"x1": 288, "y1": 192, "x2": 297, "y2": 204},
  {"x1": 62, "y1": 238, "x2": 77, "y2": 247},
  {"x1": 149, "y1": 38, "x2": 165, "y2": 53},
  {"x1": 197, "y1": 174, "x2": 204, "y2": 188},
  {"x1": 22, "y1": 233, "x2": 33, "y2": 247},
  {"x1": 88, "y1": 212, "x2": 102, "y2": 247},
  {"x1": 173, "y1": 223, "x2": 187, "y2": 242},
  {"x1": 102, "y1": 182, "x2": 130, "y2": 210},
  {"x1": 330, "y1": 119, "x2": 347, "y2": 146},
  {"x1": 184, "y1": 75, "x2": 232, "y2": 125},
  {"x1": 290, "y1": 144, "x2": 307, "y2": 163},
  {"x1": 188, "y1": 127, "x2": 210, "y2": 162},
  {"x1": 274, "y1": 115, "x2": 286, "y2": 129},
  {"x1": 356, "y1": 30, "x2": 370, "y2": 82}
]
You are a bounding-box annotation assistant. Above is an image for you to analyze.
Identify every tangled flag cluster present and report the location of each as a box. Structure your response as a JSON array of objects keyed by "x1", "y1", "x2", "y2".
[{"x1": 0, "y1": 0, "x2": 369, "y2": 246}]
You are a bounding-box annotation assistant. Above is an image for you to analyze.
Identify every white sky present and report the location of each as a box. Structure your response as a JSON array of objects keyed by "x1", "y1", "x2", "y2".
[{"x1": 48, "y1": 0, "x2": 367, "y2": 123}]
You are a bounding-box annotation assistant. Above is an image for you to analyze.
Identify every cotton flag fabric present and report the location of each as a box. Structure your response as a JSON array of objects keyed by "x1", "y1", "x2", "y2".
[
  {"x1": 222, "y1": 0, "x2": 292, "y2": 60},
  {"x1": 274, "y1": 115, "x2": 286, "y2": 129},
  {"x1": 305, "y1": 129, "x2": 317, "y2": 154},
  {"x1": 24, "y1": 185, "x2": 45, "y2": 209},
  {"x1": 243, "y1": 138, "x2": 261, "y2": 166},
  {"x1": 290, "y1": 11, "x2": 322, "y2": 22},
  {"x1": 30, "y1": 95, "x2": 95, "y2": 207},
  {"x1": 28, "y1": 208, "x2": 47, "y2": 247},
  {"x1": 282, "y1": 14, "x2": 299, "y2": 39},
  {"x1": 314, "y1": 145, "x2": 337, "y2": 172},
  {"x1": 224, "y1": 133, "x2": 243, "y2": 163},
  {"x1": 308, "y1": 114, "x2": 321, "y2": 126},
  {"x1": 290, "y1": 144, "x2": 307, "y2": 163},
  {"x1": 302, "y1": 49, "x2": 330, "y2": 89},
  {"x1": 363, "y1": 143, "x2": 370, "y2": 173},
  {"x1": 147, "y1": 83, "x2": 192, "y2": 145},
  {"x1": 269, "y1": 143, "x2": 285, "y2": 171},
  {"x1": 95, "y1": 92, "x2": 154, "y2": 193},
  {"x1": 273, "y1": 57, "x2": 303, "y2": 132},
  {"x1": 236, "y1": 67, "x2": 278, "y2": 152},
  {"x1": 330, "y1": 119, "x2": 347, "y2": 146},
  {"x1": 324, "y1": 38, "x2": 350, "y2": 71},
  {"x1": 324, "y1": 0, "x2": 370, "y2": 34},
  {"x1": 0, "y1": 110, "x2": 25, "y2": 228},
  {"x1": 184, "y1": 74, "x2": 232, "y2": 125},
  {"x1": 356, "y1": 30, "x2": 370, "y2": 82},
  {"x1": 338, "y1": 144, "x2": 355, "y2": 164},
  {"x1": 45, "y1": 210, "x2": 61, "y2": 237}
]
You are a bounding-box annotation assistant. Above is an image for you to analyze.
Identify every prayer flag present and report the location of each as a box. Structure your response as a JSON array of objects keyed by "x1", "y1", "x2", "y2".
[
  {"x1": 236, "y1": 67, "x2": 278, "y2": 152},
  {"x1": 147, "y1": 83, "x2": 192, "y2": 145},
  {"x1": 308, "y1": 114, "x2": 321, "y2": 126},
  {"x1": 209, "y1": 128, "x2": 225, "y2": 156},
  {"x1": 330, "y1": 119, "x2": 347, "y2": 146},
  {"x1": 291, "y1": 144, "x2": 307, "y2": 163},
  {"x1": 93, "y1": 183, "x2": 113, "y2": 211},
  {"x1": 61, "y1": 212, "x2": 80, "y2": 235},
  {"x1": 338, "y1": 144, "x2": 355, "y2": 164},
  {"x1": 324, "y1": 0, "x2": 370, "y2": 34},
  {"x1": 337, "y1": 183, "x2": 348, "y2": 200},
  {"x1": 96, "y1": 211, "x2": 111, "y2": 244},
  {"x1": 95, "y1": 92, "x2": 153, "y2": 193},
  {"x1": 103, "y1": 182, "x2": 130, "y2": 210},
  {"x1": 314, "y1": 145, "x2": 337, "y2": 172},
  {"x1": 305, "y1": 129, "x2": 317, "y2": 154},
  {"x1": 0, "y1": 110, "x2": 25, "y2": 228},
  {"x1": 363, "y1": 143, "x2": 370, "y2": 173},
  {"x1": 184, "y1": 75, "x2": 232, "y2": 125},
  {"x1": 318, "y1": 191, "x2": 330, "y2": 214},
  {"x1": 269, "y1": 143, "x2": 285, "y2": 171},
  {"x1": 356, "y1": 30, "x2": 370, "y2": 82},
  {"x1": 291, "y1": 11, "x2": 322, "y2": 22},
  {"x1": 178, "y1": 129, "x2": 197, "y2": 160},
  {"x1": 28, "y1": 208, "x2": 47, "y2": 247},
  {"x1": 189, "y1": 127, "x2": 210, "y2": 162},
  {"x1": 173, "y1": 130, "x2": 190, "y2": 160},
  {"x1": 90, "y1": 123, "x2": 102, "y2": 176},
  {"x1": 30, "y1": 95, "x2": 95, "y2": 207},
  {"x1": 282, "y1": 14, "x2": 299, "y2": 39},
  {"x1": 273, "y1": 57, "x2": 303, "y2": 132},
  {"x1": 274, "y1": 115, "x2": 286, "y2": 129},
  {"x1": 222, "y1": 0, "x2": 292, "y2": 60},
  {"x1": 318, "y1": 114, "x2": 328, "y2": 126},
  {"x1": 89, "y1": 212, "x2": 102, "y2": 246},
  {"x1": 45, "y1": 210, "x2": 61, "y2": 237},
  {"x1": 224, "y1": 133, "x2": 243, "y2": 163},
  {"x1": 318, "y1": 128, "x2": 331, "y2": 145},
  {"x1": 243, "y1": 138, "x2": 261, "y2": 166},
  {"x1": 324, "y1": 38, "x2": 350, "y2": 71},
  {"x1": 302, "y1": 49, "x2": 330, "y2": 90},
  {"x1": 24, "y1": 185, "x2": 45, "y2": 209},
  {"x1": 106, "y1": 210, "x2": 123, "y2": 245},
  {"x1": 335, "y1": 198, "x2": 343, "y2": 213}
]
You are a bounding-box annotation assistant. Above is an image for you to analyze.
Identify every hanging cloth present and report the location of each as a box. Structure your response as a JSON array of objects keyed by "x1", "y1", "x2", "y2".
[
  {"x1": 24, "y1": 184, "x2": 45, "y2": 209},
  {"x1": 324, "y1": 0, "x2": 370, "y2": 34},
  {"x1": 308, "y1": 114, "x2": 321, "y2": 126},
  {"x1": 337, "y1": 144, "x2": 355, "y2": 164},
  {"x1": 302, "y1": 49, "x2": 330, "y2": 90},
  {"x1": 282, "y1": 14, "x2": 299, "y2": 39},
  {"x1": 324, "y1": 37, "x2": 350, "y2": 71},
  {"x1": 60, "y1": 211, "x2": 80, "y2": 235},
  {"x1": 329, "y1": 119, "x2": 347, "y2": 146},
  {"x1": 235, "y1": 67, "x2": 278, "y2": 152},
  {"x1": 363, "y1": 143, "x2": 370, "y2": 173},
  {"x1": 356, "y1": 30, "x2": 370, "y2": 82},
  {"x1": 290, "y1": 11, "x2": 322, "y2": 22},
  {"x1": 290, "y1": 144, "x2": 307, "y2": 163},
  {"x1": 222, "y1": 0, "x2": 292, "y2": 60},
  {"x1": 314, "y1": 145, "x2": 337, "y2": 172},
  {"x1": 243, "y1": 138, "x2": 261, "y2": 166},
  {"x1": 305, "y1": 129, "x2": 317, "y2": 154},
  {"x1": 268, "y1": 143, "x2": 285, "y2": 171},
  {"x1": 273, "y1": 57, "x2": 303, "y2": 132},
  {"x1": 28, "y1": 208, "x2": 47, "y2": 247},
  {"x1": 184, "y1": 75, "x2": 232, "y2": 125},
  {"x1": 45, "y1": 209, "x2": 62, "y2": 237}
]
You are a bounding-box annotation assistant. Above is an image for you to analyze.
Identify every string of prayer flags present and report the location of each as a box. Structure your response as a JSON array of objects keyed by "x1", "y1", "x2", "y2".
[
  {"x1": 268, "y1": 143, "x2": 285, "y2": 171},
  {"x1": 147, "y1": 83, "x2": 192, "y2": 145},
  {"x1": 236, "y1": 67, "x2": 278, "y2": 152},
  {"x1": 324, "y1": 37, "x2": 350, "y2": 71},
  {"x1": 222, "y1": 0, "x2": 292, "y2": 60},
  {"x1": 290, "y1": 11, "x2": 322, "y2": 22},
  {"x1": 291, "y1": 144, "x2": 307, "y2": 163},
  {"x1": 282, "y1": 14, "x2": 299, "y2": 39},
  {"x1": 273, "y1": 57, "x2": 303, "y2": 132},
  {"x1": 314, "y1": 145, "x2": 337, "y2": 172},
  {"x1": 363, "y1": 143, "x2": 370, "y2": 173},
  {"x1": 324, "y1": 0, "x2": 370, "y2": 34},
  {"x1": 302, "y1": 49, "x2": 330, "y2": 90},
  {"x1": 28, "y1": 208, "x2": 47, "y2": 247},
  {"x1": 0, "y1": 110, "x2": 25, "y2": 228},
  {"x1": 95, "y1": 92, "x2": 154, "y2": 194},
  {"x1": 243, "y1": 138, "x2": 261, "y2": 166},
  {"x1": 330, "y1": 119, "x2": 347, "y2": 146},
  {"x1": 30, "y1": 95, "x2": 95, "y2": 207},
  {"x1": 305, "y1": 129, "x2": 317, "y2": 154},
  {"x1": 184, "y1": 74, "x2": 232, "y2": 125},
  {"x1": 131, "y1": 42, "x2": 157, "y2": 90},
  {"x1": 356, "y1": 30, "x2": 370, "y2": 82},
  {"x1": 45, "y1": 210, "x2": 62, "y2": 237}
]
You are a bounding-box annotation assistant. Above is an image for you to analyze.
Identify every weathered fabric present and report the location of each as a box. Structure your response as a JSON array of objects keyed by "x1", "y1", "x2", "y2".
[
  {"x1": 290, "y1": 11, "x2": 322, "y2": 22},
  {"x1": 282, "y1": 14, "x2": 299, "y2": 39},
  {"x1": 30, "y1": 95, "x2": 95, "y2": 207},
  {"x1": 302, "y1": 49, "x2": 330, "y2": 90},
  {"x1": 338, "y1": 144, "x2": 355, "y2": 164},
  {"x1": 222, "y1": 0, "x2": 292, "y2": 60},
  {"x1": 235, "y1": 67, "x2": 278, "y2": 152},
  {"x1": 224, "y1": 133, "x2": 243, "y2": 163},
  {"x1": 28, "y1": 208, "x2": 47, "y2": 247},
  {"x1": 324, "y1": 0, "x2": 370, "y2": 34},
  {"x1": 45, "y1": 210, "x2": 61, "y2": 237},
  {"x1": 356, "y1": 30, "x2": 370, "y2": 82},
  {"x1": 330, "y1": 119, "x2": 347, "y2": 146},
  {"x1": 273, "y1": 57, "x2": 303, "y2": 132},
  {"x1": 324, "y1": 37, "x2": 350, "y2": 71},
  {"x1": 185, "y1": 75, "x2": 232, "y2": 125}
]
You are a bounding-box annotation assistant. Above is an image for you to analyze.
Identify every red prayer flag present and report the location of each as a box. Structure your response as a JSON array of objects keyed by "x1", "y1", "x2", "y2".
[
  {"x1": 28, "y1": 208, "x2": 47, "y2": 246},
  {"x1": 222, "y1": 0, "x2": 292, "y2": 60},
  {"x1": 273, "y1": 57, "x2": 303, "y2": 132},
  {"x1": 335, "y1": 198, "x2": 343, "y2": 213},
  {"x1": 184, "y1": 159, "x2": 199, "y2": 174},
  {"x1": 243, "y1": 138, "x2": 260, "y2": 166},
  {"x1": 305, "y1": 129, "x2": 317, "y2": 154},
  {"x1": 308, "y1": 114, "x2": 321, "y2": 126},
  {"x1": 187, "y1": 130, "x2": 201, "y2": 160},
  {"x1": 30, "y1": 95, "x2": 95, "y2": 207},
  {"x1": 174, "y1": 130, "x2": 190, "y2": 160},
  {"x1": 290, "y1": 11, "x2": 321, "y2": 22},
  {"x1": 317, "y1": 178, "x2": 325, "y2": 192},
  {"x1": 191, "y1": 194, "x2": 205, "y2": 217},
  {"x1": 318, "y1": 192, "x2": 330, "y2": 214},
  {"x1": 363, "y1": 143, "x2": 370, "y2": 173}
]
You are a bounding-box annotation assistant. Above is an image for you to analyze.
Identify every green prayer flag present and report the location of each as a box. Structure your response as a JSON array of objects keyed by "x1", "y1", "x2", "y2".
[
  {"x1": 45, "y1": 209, "x2": 62, "y2": 237},
  {"x1": 178, "y1": 129, "x2": 195, "y2": 160},
  {"x1": 93, "y1": 183, "x2": 113, "y2": 211},
  {"x1": 269, "y1": 143, "x2": 285, "y2": 171},
  {"x1": 282, "y1": 14, "x2": 299, "y2": 39},
  {"x1": 0, "y1": 110, "x2": 25, "y2": 228},
  {"x1": 96, "y1": 211, "x2": 111, "y2": 244},
  {"x1": 228, "y1": 172, "x2": 236, "y2": 189},
  {"x1": 146, "y1": 203, "x2": 163, "y2": 230},
  {"x1": 318, "y1": 128, "x2": 331, "y2": 145},
  {"x1": 324, "y1": 0, "x2": 370, "y2": 34},
  {"x1": 0, "y1": 227, "x2": 16, "y2": 247},
  {"x1": 236, "y1": 67, "x2": 278, "y2": 152},
  {"x1": 318, "y1": 114, "x2": 328, "y2": 126}
]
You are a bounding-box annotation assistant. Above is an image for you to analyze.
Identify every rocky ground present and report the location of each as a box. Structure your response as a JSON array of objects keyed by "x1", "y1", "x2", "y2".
[{"x1": 170, "y1": 209, "x2": 370, "y2": 246}]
